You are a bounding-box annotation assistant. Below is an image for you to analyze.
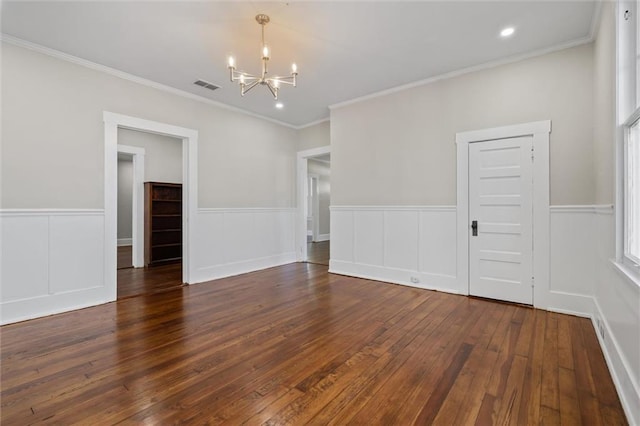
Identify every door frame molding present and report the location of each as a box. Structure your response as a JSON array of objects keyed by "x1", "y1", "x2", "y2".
[
  {"x1": 104, "y1": 112, "x2": 198, "y2": 300},
  {"x1": 297, "y1": 146, "x2": 331, "y2": 262},
  {"x1": 117, "y1": 144, "x2": 145, "y2": 268},
  {"x1": 455, "y1": 120, "x2": 551, "y2": 308},
  {"x1": 308, "y1": 173, "x2": 320, "y2": 242}
]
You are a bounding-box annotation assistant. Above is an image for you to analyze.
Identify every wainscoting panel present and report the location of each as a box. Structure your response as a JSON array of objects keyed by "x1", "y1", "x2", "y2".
[
  {"x1": 330, "y1": 206, "x2": 458, "y2": 293},
  {"x1": 331, "y1": 210, "x2": 354, "y2": 263},
  {"x1": 384, "y1": 211, "x2": 419, "y2": 271},
  {"x1": 194, "y1": 208, "x2": 296, "y2": 283},
  {"x1": 1, "y1": 215, "x2": 49, "y2": 302},
  {"x1": 0, "y1": 210, "x2": 108, "y2": 325},
  {"x1": 49, "y1": 215, "x2": 105, "y2": 294},
  {"x1": 353, "y1": 211, "x2": 384, "y2": 266},
  {"x1": 419, "y1": 210, "x2": 457, "y2": 279}
]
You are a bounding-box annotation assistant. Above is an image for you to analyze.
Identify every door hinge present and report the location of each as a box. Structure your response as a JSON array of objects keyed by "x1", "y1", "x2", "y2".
[
  {"x1": 531, "y1": 147, "x2": 534, "y2": 161},
  {"x1": 532, "y1": 276, "x2": 535, "y2": 287}
]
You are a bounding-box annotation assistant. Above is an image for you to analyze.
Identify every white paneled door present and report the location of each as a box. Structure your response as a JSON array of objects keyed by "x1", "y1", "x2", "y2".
[{"x1": 469, "y1": 137, "x2": 533, "y2": 305}]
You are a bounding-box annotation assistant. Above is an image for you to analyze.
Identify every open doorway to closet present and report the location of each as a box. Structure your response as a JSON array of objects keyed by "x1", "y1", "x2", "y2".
[{"x1": 297, "y1": 146, "x2": 331, "y2": 266}]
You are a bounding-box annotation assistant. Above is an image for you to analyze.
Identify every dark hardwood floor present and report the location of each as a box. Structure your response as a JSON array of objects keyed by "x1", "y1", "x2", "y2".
[
  {"x1": 117, "y1": 262, "x2": 182, "y2": 299},
  {"x1": 117, "y1": 245, "x2": 133, "y2": 269},
  {"x1": 1, "y1": 263, "x2": 627, "y2": 425},
  {"x1": 307, "y1": 241, "x2": 329, "y2": 266}
]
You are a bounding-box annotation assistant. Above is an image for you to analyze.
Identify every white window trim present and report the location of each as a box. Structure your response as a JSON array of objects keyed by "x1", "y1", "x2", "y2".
[{"x1": 613, "y1": 0, "x2": 640, "y2": 286}]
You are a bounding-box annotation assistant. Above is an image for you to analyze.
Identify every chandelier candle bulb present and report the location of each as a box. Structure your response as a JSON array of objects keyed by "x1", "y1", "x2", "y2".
[
  {"x1": 262, "y1": 45, "x2": 270, "y2": 59},
  {"x1": 292, "y1": 63, "x2": 297, "y2": 74},
  {"x1": 228, "y1": 56, "x2": 235, "y2": 68}
]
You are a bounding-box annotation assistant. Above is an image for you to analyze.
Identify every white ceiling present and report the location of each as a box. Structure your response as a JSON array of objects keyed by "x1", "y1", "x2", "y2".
[{"x1": 1, "y1": 1, "x2": 597, "y2": 127}]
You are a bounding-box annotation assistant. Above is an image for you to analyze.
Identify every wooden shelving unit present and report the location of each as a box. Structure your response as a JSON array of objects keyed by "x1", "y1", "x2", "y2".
[{"x1": 144, "y1": 182, "x2": 182, "y2": 266}]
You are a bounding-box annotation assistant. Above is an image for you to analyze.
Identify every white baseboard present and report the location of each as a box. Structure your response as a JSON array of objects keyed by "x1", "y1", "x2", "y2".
[
  {"x1": 315, "y1": 233, "x2": 330, "y2": 242},
  {"x1": 592, "y1": 299, "x2": 640, "y2": 426},
  {"x1": 194, "y1": 252, "x2": 296, "y2": 284},
  {"x1": 117, "y1": 238, "x2": 132, "y2": 247},
  {"x1": 1, "y1": 286, "x2": 109, "y2": 325},
  {"x1": 329, "y1": 260, "x2": 459, "y2": 294},
  {"x1": 546, "y1": 290, "x2": 595, "y2": 318}
]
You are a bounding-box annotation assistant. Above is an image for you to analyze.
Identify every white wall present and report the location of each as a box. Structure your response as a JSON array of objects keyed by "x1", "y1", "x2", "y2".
[
  {"x1": 0, "y1": 41, "x2": 298, "y2": 324},
  {"x1": 330, "y1": 43, "x2": 594, "y2": 206},
  {"x1": 1, "y1": 42, "x2": 297, "y2": 209},
  {"x1": 118, "y1": 129, "x2": 182, "y2": 184},
  {"x1": 117, "y1": 158, "x2": 133, "y2": 241},
  {"x1": 308, "y1": 159, "x2": 330, "y2": 237},
  {"x1": 298, "y1": 120, "x2": 330, "y2": 152}
]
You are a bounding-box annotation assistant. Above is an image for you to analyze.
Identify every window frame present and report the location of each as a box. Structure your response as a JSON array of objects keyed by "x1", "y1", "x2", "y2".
[{"x1": 616, "y1": 0, "x2": 640, "y2": 280}]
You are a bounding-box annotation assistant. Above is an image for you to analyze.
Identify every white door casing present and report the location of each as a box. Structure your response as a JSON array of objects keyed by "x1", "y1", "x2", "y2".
[
  {"x1": 117, "y1": 144, "x2": 145, "y2": 268},
  {"x1": 468, "y1": 137, "x2": 533, "y2": 304},
  {"x1": 104, "y1": 112, "x2": 198, "y2": 299},
  {"x1": 456, "y1": 120, "x2": 550, "y2": 309}
]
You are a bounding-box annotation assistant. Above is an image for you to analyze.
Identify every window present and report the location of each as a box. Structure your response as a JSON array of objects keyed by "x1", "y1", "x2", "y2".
[
  {"x1": 626, "y1": 118, "x2": 640, "y2": 265},
  {"x1": 618, "y1": 0, "x2": 640, "y2": 274}
]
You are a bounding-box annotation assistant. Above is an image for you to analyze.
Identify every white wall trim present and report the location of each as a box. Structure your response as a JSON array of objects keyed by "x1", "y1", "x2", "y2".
[
  {"x1": 194, "y1": 252, "x2": 297, "y2": 284},
  {"x1": 117, "y1": 144, "x2": 145, "y2": 268},
  {"x1": 1, "y1": 34, "x2": 297, "y2": 130},
  {"x1": 1, "y1": 287, "x2": 109, "y2": 326},
  {"x1": 193, "y1": 208, "x2": 296, "y2": 284},
  {"x1": 117, "y1": 238, "x2": 132, "y2": 247},
  {"x1": 330, "y1": 206, "x2": 458, "y2": 293},
  {"x1": 296, "y1": 117, "x2": 330, "y2": 130},
  {"x1": 297, "y1": 146, "x2": 331, "y2": 262},
  {"x1": 330, "y1": 261, "x2": 458, "y2": 294},
  {"x1": 199, "y1": 207, "x2": 295, "y2": 214},
  {"x1": 593, "y1": 298, "x2": 640, "y2": 426},
  {"x1": 0, "y1": 209, "x2": 104, "y2": 216},
  {"x1": 104, "y1": 112, "x2": 198, "y2": 295},
  {"x1": 329, "y1": 38, "x2": 593, "y2": 111},
  {"x1": 331, "y1": 205, "x2": 455, "y2": 212},
  {"x1": 550, "y1": 204, "x2": 614, "y2": 214},
  {"x1": 316, "y1": 233, "x2": 330, "y2": 242},
  {"x1": 1, "y1": 209, "x2": 108, "y2": 324},
  {"x1": 456, "y1": 120, "x2": 551, "y2": 306}
]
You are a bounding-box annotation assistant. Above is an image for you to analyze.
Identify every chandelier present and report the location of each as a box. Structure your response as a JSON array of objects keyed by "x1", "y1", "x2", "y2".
[{"x1": 227, "y1": 14, "x2": 298, "y2": 100}]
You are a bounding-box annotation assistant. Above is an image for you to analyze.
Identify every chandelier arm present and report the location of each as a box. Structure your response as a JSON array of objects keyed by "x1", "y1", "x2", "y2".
[
  {"x1": 231, "y1": 69, "x2": 258, "y2": 83},
  {"x1": 266, "y1": 81, "x2": 279, "y2": 100},
  {"x1": 241, "y1": 80, "x2": 261, "y2": 96},
  {"x1": 268, "y1": 77, "x2": 295, "y2": 86}
]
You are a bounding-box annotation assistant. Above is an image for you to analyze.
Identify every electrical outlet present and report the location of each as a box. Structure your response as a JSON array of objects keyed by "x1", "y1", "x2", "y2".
[{"x1": 410, "y1": 276, "x2": 420, "y2": 284}]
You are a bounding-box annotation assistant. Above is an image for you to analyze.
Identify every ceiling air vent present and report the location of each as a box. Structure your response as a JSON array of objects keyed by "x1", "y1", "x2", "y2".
[{"x1": 194, "y1": 79, "x2": 220, "y2": 91}]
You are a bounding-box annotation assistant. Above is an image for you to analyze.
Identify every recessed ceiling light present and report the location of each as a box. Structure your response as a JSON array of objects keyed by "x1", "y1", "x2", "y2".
[
  {"x1": 500, "y1": 27, "x2": 515, "y2": 38},
  {"x1": 275, "y1": 103, "x2": 284, "y2": 109}
]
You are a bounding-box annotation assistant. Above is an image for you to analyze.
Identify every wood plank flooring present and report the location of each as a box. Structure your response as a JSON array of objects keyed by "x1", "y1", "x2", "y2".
[
  {"x1": 117, "y1": 262, "x2": 182, "y2": 299},
  {"x1": 307, "y1": 241, "x2": 329, "y2": 266},
  {"x1": 1, "y1": 263, "x2": 627, "y2": 425},
  {"x1": 117, "y1": 245, "x2": 133, "y2": 269}
]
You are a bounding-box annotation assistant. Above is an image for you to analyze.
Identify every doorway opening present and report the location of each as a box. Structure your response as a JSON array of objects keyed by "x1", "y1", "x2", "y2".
[
  {"x1": 297, "y1": 146, "x2": 331, "y2": 266},
  {"x1": 115, "y1": 129, "x2": 183, "y2": 298},
  {"x1": 104, "y1": 112, "x2": 198, "y2": 303}
]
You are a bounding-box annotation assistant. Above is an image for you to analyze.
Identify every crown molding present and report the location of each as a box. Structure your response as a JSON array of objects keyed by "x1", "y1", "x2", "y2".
[
  {"x1": 329, "y1": 35, "x2": 595, "y2": 111},
  {"x1": 588, "y1": 0, "x2": 604, "y2": 41},
  {"x1": 0, "y1": 34, "x2": 299, "y2": 130},
  {"x1": 295, "y1": 117, "x2": 330, "y2": 130}
]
